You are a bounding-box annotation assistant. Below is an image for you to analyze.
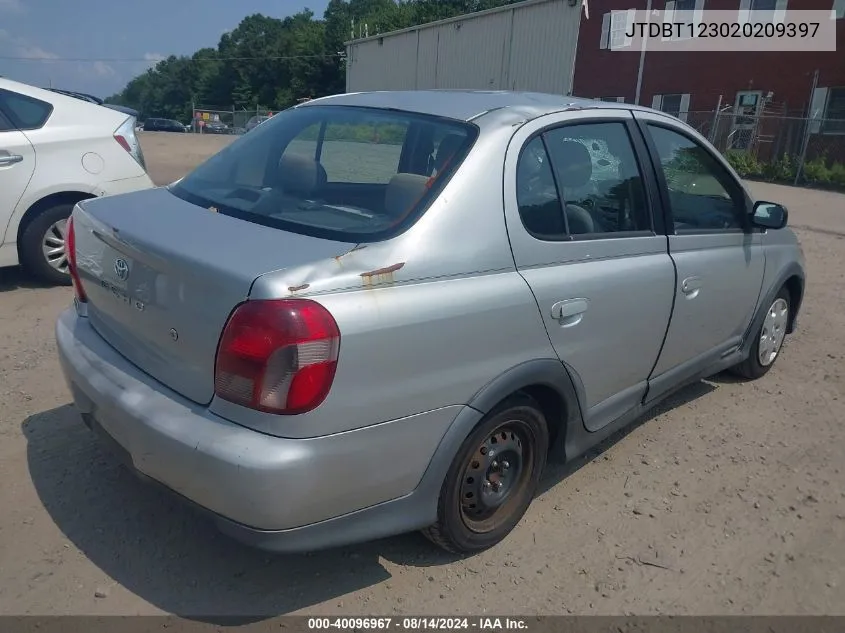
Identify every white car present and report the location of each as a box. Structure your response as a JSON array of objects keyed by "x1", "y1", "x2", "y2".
[{"x1": 0, "y1": 78, "x2": 154, "y2": 284}]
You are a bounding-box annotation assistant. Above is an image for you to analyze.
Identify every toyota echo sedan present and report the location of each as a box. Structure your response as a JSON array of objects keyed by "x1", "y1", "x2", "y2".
[{"x1": 56, "y1": 90, "x2": 805, "y2": 554}]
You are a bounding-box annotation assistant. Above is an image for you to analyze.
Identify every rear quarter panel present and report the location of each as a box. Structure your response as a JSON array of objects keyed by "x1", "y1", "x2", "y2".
[{"x1": 208, "y1": 119, "x2": 560, "y2": 438}]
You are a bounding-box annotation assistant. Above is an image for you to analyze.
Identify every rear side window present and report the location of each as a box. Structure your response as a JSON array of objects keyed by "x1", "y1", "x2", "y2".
[
  {"x1": 516, "y1": 121, "x2": 652, "y2": 239},
  {"x1": 171, "y1": 105, "x2": 477, "y2": 243},
  {"x1": 0, "y1": 89, "x2": 53, "y2": 130},
  {"x1": 0, "y1": 109, "x2": 13, "y2": 132}
]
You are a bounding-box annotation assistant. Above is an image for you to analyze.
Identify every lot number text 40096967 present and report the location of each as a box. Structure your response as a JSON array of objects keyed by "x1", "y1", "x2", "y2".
[{"x1": 307, "y1": 618, "x2": 529, "y2": 631}]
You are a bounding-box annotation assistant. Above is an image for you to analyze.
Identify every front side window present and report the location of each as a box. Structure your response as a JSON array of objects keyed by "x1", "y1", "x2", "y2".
[
  {"x1": 646, "y1": 124, "x2": 746, "y2": 232},
  {"x1": 515, "y1": 122, "x2": 651, "y2": 238},
  {"x1": 0, "y1": 89, "x2": 53, "y2": 130},
  {"x1": 170, "y1": 105, "x2": 476, "y2": 242}
]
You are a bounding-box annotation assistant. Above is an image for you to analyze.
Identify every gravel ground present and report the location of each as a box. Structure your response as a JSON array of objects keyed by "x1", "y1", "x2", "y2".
[{"x1": 0, "y1": 133, "x2": 842, "y2": 618}]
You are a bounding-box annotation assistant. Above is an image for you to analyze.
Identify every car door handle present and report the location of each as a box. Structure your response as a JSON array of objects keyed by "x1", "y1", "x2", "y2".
[
  {"x1": 551, "y1": 298, "x2": 589, "y2": 327},
  {"x1": 681, "y1": 276, "x2": 702, "y2": 298},
  {"x1": 0, "y1": 154, "x2": 23, "y2": 166}
]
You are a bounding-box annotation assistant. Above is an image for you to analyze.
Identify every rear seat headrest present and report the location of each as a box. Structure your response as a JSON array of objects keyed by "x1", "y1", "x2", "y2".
[
  {"x1": 384, "y1": 173, "x2": 430, "y2": 219},
  {"x1": 278, "y1": 154, "x2": 326, "y2": 196},
  {"x1": 434, "y1": 134, "x2": 466, "y2": 172}
]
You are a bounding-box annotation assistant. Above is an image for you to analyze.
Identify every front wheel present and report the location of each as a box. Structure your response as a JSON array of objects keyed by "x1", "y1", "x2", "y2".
[
  {"x1": 422, "y1": 395, "x2": 549, "y2": 554},
  {"x1": 731, "y1": 287, "x2": 791, "y2": 380}
]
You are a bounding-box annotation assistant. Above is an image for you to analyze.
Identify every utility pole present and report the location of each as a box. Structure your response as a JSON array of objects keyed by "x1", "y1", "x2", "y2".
[
  {"x1": 634, "y1": 0, "x2": 652, "y2": 105},
  {"x1": 794, "y1": 69, "x2": 820, "y2": 186}
]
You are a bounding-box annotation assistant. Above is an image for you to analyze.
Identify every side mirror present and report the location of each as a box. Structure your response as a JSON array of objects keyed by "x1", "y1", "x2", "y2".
[{"x1": 751, "y1": 201, "x2": 788, "y2": 230}]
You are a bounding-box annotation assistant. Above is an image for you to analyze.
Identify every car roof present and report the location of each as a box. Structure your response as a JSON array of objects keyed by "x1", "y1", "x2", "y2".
[
  {"x1": 0, "y1": 76, "x2": 128, "y2": 124},
  {"x1": 298, "y1": 90, "x2": 658, "y2": 124}
]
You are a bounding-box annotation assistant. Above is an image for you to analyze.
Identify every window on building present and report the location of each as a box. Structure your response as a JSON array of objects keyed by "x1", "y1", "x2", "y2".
[
  {"x1": 739, "y1": 0, "x2": 787, "y2": 23},
  {"x1": 835, "y1": 0, "x2": 844, "y2": 19},
  {"x1": 600, "y1": 97, "x2": 625, "y2": 102},
  {"x1": 823, "y1": 87, "x2": 845, "y2": 134},
  {"x1": 663, "y1": 0, "x2": 704, "y2": 41},
  {"x1": 652, "y1": 94, "x2": 691, "y2": 122},
  {"x1": 609, "y1": 11, "x2": 628, "y2": 48},
  {"x1": 660, "y1": 95, "x2": 684, "y2": 116},
  {"x1": 600, "y1": 10, "x2": 635, "y2": 49}
]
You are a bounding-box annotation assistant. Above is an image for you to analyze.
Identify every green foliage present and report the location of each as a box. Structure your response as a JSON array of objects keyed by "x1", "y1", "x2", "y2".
[
  {"x1": 829, "y1": 162, "x2": 845, "y2": 187},
  {"x1": 802, "y1": 156, "x2": 831, "y2": 184},
  {"x1": 762, "y1": 154, "x2": 796, "y2": 182},
  {"x1": 106, "y1": 1, "x2": 524, "y2": 119},
  {"x1": 725, "y1": 150, "x2": 845, "y2": 190},
  {"x1": 725, "y1": 149, "x2": 762, "y2": 178}
]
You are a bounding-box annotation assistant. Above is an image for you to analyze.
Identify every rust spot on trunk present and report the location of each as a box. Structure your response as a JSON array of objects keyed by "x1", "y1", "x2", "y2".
[
  {"x1": 288, "y1": 283, "x2": 310, "y2": 293},
  {"x1": 360, "y1": 262, "x2": 405, "y2": 287}
]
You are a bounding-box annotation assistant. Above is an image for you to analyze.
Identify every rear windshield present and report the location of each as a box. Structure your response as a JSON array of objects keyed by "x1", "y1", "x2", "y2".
[{"x1": 169, "y1": 104, "x2": 477, "y2": 242}]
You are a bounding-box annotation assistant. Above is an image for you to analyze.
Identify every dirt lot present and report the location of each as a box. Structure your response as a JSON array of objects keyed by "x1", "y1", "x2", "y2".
[{"x1": 0, "y1": 132, "x2": 843, "y2": 618}]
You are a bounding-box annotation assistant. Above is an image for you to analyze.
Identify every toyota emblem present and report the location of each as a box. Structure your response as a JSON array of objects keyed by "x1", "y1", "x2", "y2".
[{"x1": 114, "y1": 258, "x2": 129, "y2": 281}]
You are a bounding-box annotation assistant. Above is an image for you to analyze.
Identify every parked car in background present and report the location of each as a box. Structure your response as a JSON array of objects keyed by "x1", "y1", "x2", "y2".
[
  {"x1": 0, "y1": 77, "x2": 153, "y2": 284},
  {"x1": 143, "y1": 118, "x2": 186, "y2": 133},
  {"x1": 245, "y1": 115, "x2": 270, "y2": 133},
  {"x1": 57, "y1": 91, "x2": 805, "y2": 556},
  {"x1": 203, "y1": 120, "x2": 230, "y2": 135}
]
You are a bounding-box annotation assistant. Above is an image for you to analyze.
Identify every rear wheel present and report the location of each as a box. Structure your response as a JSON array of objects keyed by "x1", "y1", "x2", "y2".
[
  {"x1": 422, "y1": 395, "x2": 548, "y2": 554},
  {"x1": 731, "y1": 287, "x2": 791, "y2": 380},
  {"x1": 19, "y1": 202, "x2": 75, "y2": 286}
]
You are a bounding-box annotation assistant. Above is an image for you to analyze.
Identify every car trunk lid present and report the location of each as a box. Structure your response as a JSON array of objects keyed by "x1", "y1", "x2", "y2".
[{"x1": 71, "y1": 187, "x2": 352, "y2": 404}]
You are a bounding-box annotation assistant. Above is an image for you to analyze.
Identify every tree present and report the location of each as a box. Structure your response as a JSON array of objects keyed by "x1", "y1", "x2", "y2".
[{"x1": 106, "y1": 0, "x2": 523, "y2": 119}]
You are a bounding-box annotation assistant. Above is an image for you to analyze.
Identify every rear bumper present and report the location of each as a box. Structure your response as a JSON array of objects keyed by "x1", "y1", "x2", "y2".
[{"x1": 55, "y1": 307, "x2": 462, "y2": 552}]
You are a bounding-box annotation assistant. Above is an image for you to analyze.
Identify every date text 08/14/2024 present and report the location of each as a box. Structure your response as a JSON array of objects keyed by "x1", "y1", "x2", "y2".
[{"x1": 307, "y1": 618, "x2": 529, "y2": 631}]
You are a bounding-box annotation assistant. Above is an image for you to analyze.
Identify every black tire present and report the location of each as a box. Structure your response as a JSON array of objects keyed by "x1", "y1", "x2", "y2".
[
  {"x1": 422, "y1": 394, "x2": 549, "y2": 554},
  {"x1": 731, "y1": 286, "x2": 791, "y2": 380},
  {"x1": 18, "y1": 202, "x2": 75, "y2": 286}
]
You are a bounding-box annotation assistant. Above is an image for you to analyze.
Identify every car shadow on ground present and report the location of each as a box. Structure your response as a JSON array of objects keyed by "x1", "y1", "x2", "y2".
[
  {"x1": 535, "y1": 380, "x2": 716, "y2": 496},
  {"x1": 0, "y1": 265, "x2": 52, "y2": 292},
  {"x1": 23, "y1": 380, "x2": 717, "y2": 623}
]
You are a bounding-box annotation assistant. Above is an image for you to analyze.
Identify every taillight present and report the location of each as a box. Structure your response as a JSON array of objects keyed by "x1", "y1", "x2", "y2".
[
  {"x1": 214, "y1": 299, "x2": 340, "y2": 415},
  {"x1": 114, "y1": 117, "x2": 146, "y2": 170},
  {"x1": 66, "y1": 215, "x2": 87, "y2": 303}
]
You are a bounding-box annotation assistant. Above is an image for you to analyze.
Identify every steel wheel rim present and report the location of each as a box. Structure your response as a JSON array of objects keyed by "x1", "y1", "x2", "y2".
[
  {"x1": 758, "y1": 297, "x2": 789, "y2": 367},
  {"x1": 41, "y1": 219, "x2": 69, "y2": 274},
  {"x1": 459, "y1": 421, "x2": 534, "y2": 534}
]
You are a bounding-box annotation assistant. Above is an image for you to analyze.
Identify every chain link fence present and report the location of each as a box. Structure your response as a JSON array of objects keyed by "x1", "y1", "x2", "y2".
[
  {"x1": 679, "y1": 108, "x2": 845, "y2": 187},
  {"x1": 190, "y1": 106, "x2": 277, "y2": 135}
]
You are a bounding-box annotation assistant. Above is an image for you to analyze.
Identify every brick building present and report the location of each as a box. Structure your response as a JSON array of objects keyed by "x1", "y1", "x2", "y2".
[{"x1": 572, "y1": 0, "x2": 845, "y2": 161}]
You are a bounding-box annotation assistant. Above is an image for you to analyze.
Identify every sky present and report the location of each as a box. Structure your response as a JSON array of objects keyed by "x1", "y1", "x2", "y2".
[{"x1": 0, "y1": 0, "x2": 330, "y2": 98}]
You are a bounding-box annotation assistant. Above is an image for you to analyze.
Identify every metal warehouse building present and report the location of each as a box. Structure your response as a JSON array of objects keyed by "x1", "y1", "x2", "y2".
[{"x1": 345, "y1": 0, "x2": 584, "y2": 96}]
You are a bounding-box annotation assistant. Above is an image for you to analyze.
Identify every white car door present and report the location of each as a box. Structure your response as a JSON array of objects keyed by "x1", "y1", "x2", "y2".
[{"x1": 0, "y1": 121, "x2": 36, "y2": 247}]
